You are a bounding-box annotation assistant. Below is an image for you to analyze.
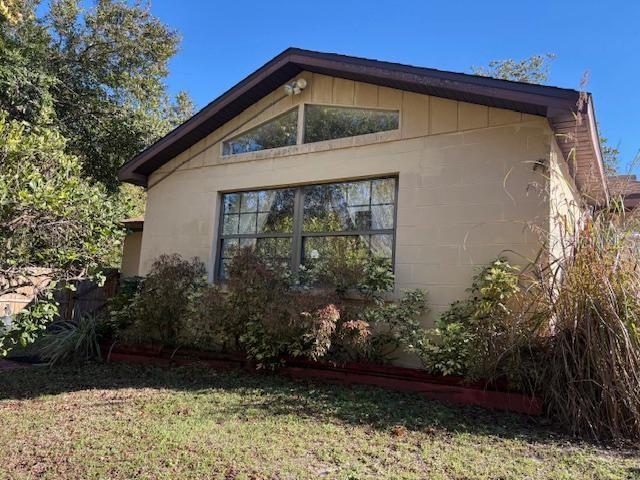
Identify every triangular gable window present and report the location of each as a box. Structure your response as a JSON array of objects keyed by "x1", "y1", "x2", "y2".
[{"x1": 223, "y1": 108, "x2": 298, "y2": 155}]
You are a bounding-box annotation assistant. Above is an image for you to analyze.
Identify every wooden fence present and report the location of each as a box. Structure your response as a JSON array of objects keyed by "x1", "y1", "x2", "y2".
[{"x1": 1, "y1": 270, "x2": 120, "y2": 321}]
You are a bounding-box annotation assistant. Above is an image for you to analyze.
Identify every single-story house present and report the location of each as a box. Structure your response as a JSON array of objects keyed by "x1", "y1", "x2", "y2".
[
  {"x1": 608, "y1": 175, "x2": 640, "y2": 210},
  {"x1": 118, "y1": 48, "x2": 608, "y2": 321}
]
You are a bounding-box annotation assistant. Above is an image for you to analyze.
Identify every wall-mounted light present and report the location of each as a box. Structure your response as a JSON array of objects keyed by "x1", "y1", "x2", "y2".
[{"x1": 283, "y1": 78, "x2": 308, "y2": 96}]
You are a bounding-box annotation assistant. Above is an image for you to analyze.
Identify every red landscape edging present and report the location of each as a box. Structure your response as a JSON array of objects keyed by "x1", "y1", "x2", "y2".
[{"x1": 102, "y1": 344, "x2": 542, "y2": 416}]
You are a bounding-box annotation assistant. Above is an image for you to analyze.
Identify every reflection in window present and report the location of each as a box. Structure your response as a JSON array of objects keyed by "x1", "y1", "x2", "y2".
[
  {"x1": 219, "y1": 187, "x2": 294, "y2": 278},
  {"x1": 222, "y1": 189, "x2": 295, "y2": 235},
  {"x1": 304, "y1": 105, "x2": 399, "y2": 144},
  {"x1": 217, "y1": 178, "x2": 396, "y2": 281},
  {"x1": 222, "y1": 108, "x2": 298, "y2": 155},
  {"x1": 303, "y1": 178, "x2": 395, "y2": 233},
  {"x1": 303, "y1": 234, "x2": 392, "y2": 264},
  {"x1": 219, "y1": 237, "x2": 292, "y2": 279}
]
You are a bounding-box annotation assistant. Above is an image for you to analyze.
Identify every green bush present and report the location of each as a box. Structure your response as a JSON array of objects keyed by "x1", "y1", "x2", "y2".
[
  {"x1": 107, "y1": 249, "x2": 429, "y2": 370},
  {"x1": 120, "y1": 255, "x2": 207, "y2": 346},
  {"x1": 417, "y1": 319, "x2": 474, "y2": 376},
  {"x1": 418, "y1": 258, "x2": 522, "y2": 379},
  {"x1": 225, "y1": 248, "x2": 341, "y2": 366},
  {"x1": 105, "y1": 276, "x2": 144, "y2": 334},
  {"x1": 178, "y1": 285, "x2": 237, "y2": 352},
  {"x1": 359, "y1": 289, "x2": 429, "y2": 363}
]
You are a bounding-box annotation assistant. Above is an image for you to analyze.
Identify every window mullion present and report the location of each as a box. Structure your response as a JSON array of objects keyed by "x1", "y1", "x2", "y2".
[
  {"x1": 290, "y1": 187, "x2": 305, "y2": 277},
  {"x1": 296, "y1": 103, "x2": 305, "y2": 145}
]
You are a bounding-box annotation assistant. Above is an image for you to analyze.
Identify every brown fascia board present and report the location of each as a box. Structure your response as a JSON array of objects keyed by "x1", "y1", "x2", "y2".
[
  {"x1": 585, "y1": 95, "x2": 609, "y2": 204},
  {"x1": 118, "y1": 47, "x2": 596, "y2": 188}
]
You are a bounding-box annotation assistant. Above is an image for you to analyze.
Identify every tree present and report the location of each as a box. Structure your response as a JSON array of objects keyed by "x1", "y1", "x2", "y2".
[
  {"x1": 0, "y1": 0, "x2": 23, "y2": 24},
  {"x1": 0, "y1": 1, "x2": 55, "y2": 125},
  {"x1": 0, "y1": 111, "x2": 126, "y2": 354},
  {"x1": 471, "y1": 54, "x2": 556, "y2": 84},
  {"x1": 473, "y1": 54, "x2": 619, "y2": 175},
  {"x1": 0, "y1": 1, "x2": 194, "y2": 355},
  {"x1": 0, "y1": 0, "x2": 194, "y2": 190},
  {"x1": 600, "y1": 135, "x2": 620, "y2": 176}
]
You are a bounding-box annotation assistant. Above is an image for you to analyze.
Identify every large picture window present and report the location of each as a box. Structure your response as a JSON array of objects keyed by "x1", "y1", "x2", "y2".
[{"x1": 216, "y1": 177, "x2": 397, "y2": 280}]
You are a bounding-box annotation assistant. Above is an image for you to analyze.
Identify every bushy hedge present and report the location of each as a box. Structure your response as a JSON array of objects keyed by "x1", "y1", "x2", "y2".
[
  {"x1": 414, "y1": 205, "x2": 640, "y2": 443},
  {"x1": 110, "y1": 249, "x2": 428, "y2": 368},
  {"x1": 99, "y1": 203, "x2": 640, "y2": 443}
]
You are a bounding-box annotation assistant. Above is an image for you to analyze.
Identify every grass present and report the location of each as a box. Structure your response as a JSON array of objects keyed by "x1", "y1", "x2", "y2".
[{"x1": 0, "y1": 363, "x2": 638, "y2": 480}]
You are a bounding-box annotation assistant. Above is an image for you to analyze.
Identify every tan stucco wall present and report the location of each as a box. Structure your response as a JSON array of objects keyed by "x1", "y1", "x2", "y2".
[
  {"x1": 138, "y1": 72, "x2": 568, "y2": 323},
  {"x1": 121, "y1": 231, "x2": 143, "y2": 278},
  {"x1": 548, "y1": 139, "x2": 583, "y2": 261}
]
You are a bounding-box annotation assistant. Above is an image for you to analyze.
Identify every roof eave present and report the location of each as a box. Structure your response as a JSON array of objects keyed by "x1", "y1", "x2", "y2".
[{"x1": 118, "y1": 48, "x2": 608, "y2": 206}]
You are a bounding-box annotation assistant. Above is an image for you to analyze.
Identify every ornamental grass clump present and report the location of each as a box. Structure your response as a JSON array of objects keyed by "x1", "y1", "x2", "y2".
[{"x1": 534, "y1": 204, "x2": 640, "y2": 442}]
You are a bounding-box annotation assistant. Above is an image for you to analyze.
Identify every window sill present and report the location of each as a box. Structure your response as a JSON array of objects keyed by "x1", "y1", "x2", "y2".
[{"x1": 219, "y1": 129, "x2": 401, "y2": 164}]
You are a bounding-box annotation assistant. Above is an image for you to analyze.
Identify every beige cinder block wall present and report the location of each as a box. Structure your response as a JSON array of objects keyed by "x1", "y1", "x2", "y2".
[
  {"x1": 121, "y1": 231, "x2": 143, "y2": 278},
  {"x1": 548, "y1": 140, "x2": 583, "y2": 262},
  {"x1": 139, "y1": 72, "x2": 577, "y2": 323}
]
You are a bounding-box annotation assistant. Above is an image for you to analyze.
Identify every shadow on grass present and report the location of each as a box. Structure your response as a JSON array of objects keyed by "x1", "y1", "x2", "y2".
[{"x1": 0, "y1": 361, "x2": 630, "y2": 454}]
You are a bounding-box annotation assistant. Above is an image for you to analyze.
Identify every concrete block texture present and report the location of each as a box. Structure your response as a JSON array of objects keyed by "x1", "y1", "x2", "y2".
[{"x1": 138, "y1": 72, "x2": 580, "y2": 330}]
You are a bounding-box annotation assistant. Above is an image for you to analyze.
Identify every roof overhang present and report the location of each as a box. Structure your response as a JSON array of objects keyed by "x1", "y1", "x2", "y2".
[
  {"x1": 122, "y1": 216, "x2": 144, "y2": 232},
  {"x1": 118, "y1": 48, "x2": 609, "y2": 205}
]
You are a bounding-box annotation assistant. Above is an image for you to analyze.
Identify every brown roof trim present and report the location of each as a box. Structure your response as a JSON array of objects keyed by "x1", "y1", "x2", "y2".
[
  {"x1": 118, "y1": 48, "x2": 607, "y2": 203},
  {"x1": 122, "y1": 216, "x2": 144, "y2": 232}
]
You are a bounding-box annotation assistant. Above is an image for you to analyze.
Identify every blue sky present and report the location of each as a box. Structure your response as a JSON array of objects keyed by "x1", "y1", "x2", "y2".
[{"x1": 149, "y1": 0, "x2": 640, "y2": 174}]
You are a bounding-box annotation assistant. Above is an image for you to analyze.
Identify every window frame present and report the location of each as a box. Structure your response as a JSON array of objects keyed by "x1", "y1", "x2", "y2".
[
  {"x1": 221, "y1": 103, "x2": 401, "y2": 157},
  {"x1": 302, "y1": 104, "x2": 400, "y2": 145},
  {"x1": 221, "y1": 107, "x2": 299, "y2": 156},
  {"x1": 214, "y1": 176, "x2": 399, "y2": 281}
]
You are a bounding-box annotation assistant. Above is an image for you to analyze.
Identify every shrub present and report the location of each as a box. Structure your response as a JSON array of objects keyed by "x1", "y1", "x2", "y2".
[
  {"x1": 338, "y1": 318, "x2": 373, "y2": 358},
  {"x1": 357, "y1": 256, "x2": 395, "y2": 303},
  {"x1": 109, "y1": 248, "x2": 429, "y2": 370},
  {"x1": 39, "y1": 313, "x2": 103, "y2": 365},
  {"x1": 418, "y1": 319, "x2": 474, "y2": 376},
  {"x1": 223, "y1": 249, "x2": 430, "y2": 367},
  {"x1": 178, "y1": 284, "x2": 236, "y2": 352},
  {"x1": 226, "y1": 247, "x2": 291, "y2": 326},
  {"x1": 105, "y1": 276, "x2": 144, "y2": 335},
  {"x1": 532, "y1": 206, "x2": 640, "y2": 442},
  {"x1": 361, "y1": 289, "x2": 429, "y2": 362},
  {"x1": 223, "y1": 248, "x2": 319, "y2": 366},
  {"x1": 120, "y1": 254, "x2": 207, "y2": 346},
  {"x1": 416, "y1": 205, "x2": 640, "y2": 443},
  {"x1": 289, "y1": 301, "x2": 340, "y2": 361},
  {"x1": 418, "y1": 258, "x2": 524, "y2": 379}
]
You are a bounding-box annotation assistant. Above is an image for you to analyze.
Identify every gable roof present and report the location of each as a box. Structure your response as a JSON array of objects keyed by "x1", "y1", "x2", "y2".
[
  {"x1": 118, "y1": 47, "x2": 608, "y2": 204},
  {"x1": 608, "y1": 175, "x2": 640, "y2": 210}
]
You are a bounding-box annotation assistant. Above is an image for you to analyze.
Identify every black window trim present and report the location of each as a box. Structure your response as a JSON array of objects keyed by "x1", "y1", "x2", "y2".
[{"x1": 214, "y1": 175, "x2": 399, "y2": 282}]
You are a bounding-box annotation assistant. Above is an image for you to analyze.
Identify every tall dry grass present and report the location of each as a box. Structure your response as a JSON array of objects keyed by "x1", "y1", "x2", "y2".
[{"x1": 528, "y1": 201, "x2": 640, "y2": 442}]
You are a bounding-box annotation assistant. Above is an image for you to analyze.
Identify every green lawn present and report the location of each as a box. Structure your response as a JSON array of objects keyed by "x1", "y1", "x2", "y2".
[{"x1": 0, "y1": 363, "x2": 638, "y2": 480}]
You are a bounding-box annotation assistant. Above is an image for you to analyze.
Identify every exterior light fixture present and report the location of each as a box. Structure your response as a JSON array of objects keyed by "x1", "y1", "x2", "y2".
[{"x1": 283, "y1": 78, "x2": 308, "y2": 96}]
